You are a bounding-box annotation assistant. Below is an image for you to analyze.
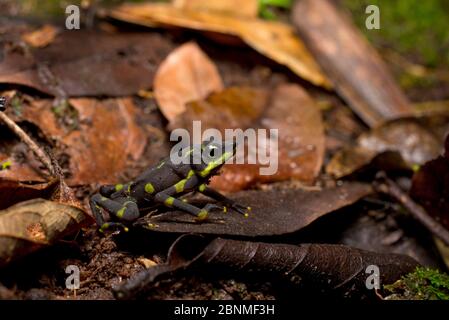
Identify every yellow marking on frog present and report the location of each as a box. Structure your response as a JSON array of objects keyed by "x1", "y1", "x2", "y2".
[
  {"x1": 145, "y1": 183, "x2": 155, "y2": 194},
  {"x1": 115, "y1": 184, "x2": 124, "y2": 191},
  {"x1": 99, "y1": 223, "x2": 110, "y2": 233},
  {"x1": 157, "y1": 161, "x2": 165, "y2": 169},
  {"x1": 164, "y1": 197, "x2": 175, "y2": 207},
  {"x1": 148, "y1": 223, "x2": 159, "y2": 228},
  {"x1": 1, "y1": 160, "x2": 11, "y2": 170},
  {"x1": 199, "y1": 152, "x2": 233, "y2": 177},
  {"x1": 198, "y1": 184, "x2": 206, "y2": 192},
  {"x1": 187, "y1": 170, "x2": 195, "y2": 178},
  {"x1": 117, "y1": 207, "x2": 126, "y2": 218},
  {"x1": 197, "y1": 210, "x2": 208, "y2": 221},
  {"x1": 174, "y1": 179, "x2": 187, "y2": 193},
  {"x1": 223, "y1": 206, "x2": 227, "y2": 213},
  {"x1": 127, "y1": 184, "x2": 132, "y2": 193}
]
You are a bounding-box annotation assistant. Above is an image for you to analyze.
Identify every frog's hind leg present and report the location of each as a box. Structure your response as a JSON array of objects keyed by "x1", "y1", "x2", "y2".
[{"x1": 90, "y1": 194, "x2": 139, "y2": 232}]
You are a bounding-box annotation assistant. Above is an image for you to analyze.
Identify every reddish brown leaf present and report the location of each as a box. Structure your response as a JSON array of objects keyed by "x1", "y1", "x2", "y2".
[
  {"x1": 0, "y1": 98, "x2": 148, "y2": 185},
  {"x1": 172, "y1": 84, "x2": 325, "y2": 191},
  {"x1": 291, "y1": 0, "x2": 413, "y2": 127}
]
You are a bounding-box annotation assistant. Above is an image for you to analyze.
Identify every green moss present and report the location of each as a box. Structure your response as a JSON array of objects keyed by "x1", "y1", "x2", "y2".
[
  {"x1": 343, "y1": 0, "x2": 449, "y2": 68},
  {"x1": 385, "y1": 267, "x2": 449, "y2": 300}
]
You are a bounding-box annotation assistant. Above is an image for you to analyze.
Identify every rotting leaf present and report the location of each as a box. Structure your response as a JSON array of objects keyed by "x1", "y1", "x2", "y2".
[
  {"x1": 114, "y1": 236, "x2": 419, "y2": 299},
  {"x1": 0, "y1": 31, "x2": 173, "y2": 96},
  {"x1": 0, "y1": 199, "x2": 89, "y2": 267},
  {"x1": 0, "y1": 98, "x2": 148, "y2": 185},
  {"x1": 172, "y1": 84, "x2": 325, "y2": 191},
  {"x1": 108, "y1": 2, "x2": 330, "y2": 88},
  {"x1": 154, "y1": 42, "x2": 224, "y2": 123},
  {"x1": 291, "y1": 0, "x2": 413, "y2": 127},
  {"x1": 326, "y1": 117, "x2": 447, "y2": 179},
  {"x1": 411, "y1": 134, "x2": 449, "y2": 231},
  {"x1": 138, "y1": 182, "x2": 372, "y2": 236}
]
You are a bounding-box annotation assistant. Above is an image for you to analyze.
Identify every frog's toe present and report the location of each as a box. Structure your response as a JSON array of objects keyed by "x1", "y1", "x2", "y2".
[{"x1": 231, "y1": 203, "x2": 251, "y2": 217}]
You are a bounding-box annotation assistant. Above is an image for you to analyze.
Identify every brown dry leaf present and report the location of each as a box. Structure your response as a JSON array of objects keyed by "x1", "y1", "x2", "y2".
[
  {"x1": 292, "y1": 0, "x2": 413, "y2": 127},
  {"x1": 172, "y1": 83, "x2": 325, "y2": 191},
  {"x1": 0, "y1": 199, "x2": 89, "y2": 267},
  {"x1": 0, "y1": 98, "x2": 147, "y2": 185},
  {"x1": 21, "y1": 24, "x2": 59, "y2": 48},
  {"x1": 154, "y1": 42, "x2": 224, "y2": 123},
  {"x1": 108, "y1": 3, "x2": 330, "y2": 88},
  {"x1": 0, "y1": 31, "x2": 173, "y2": 96},
  {"x1": 173, "y1": 0, "x2": 259, "y2": 17},
  {"x1": 326, "y1": 117, "x2": 447, "y2": 179}
]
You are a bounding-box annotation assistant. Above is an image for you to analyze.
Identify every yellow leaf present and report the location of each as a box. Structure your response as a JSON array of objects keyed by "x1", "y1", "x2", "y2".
[
  {"x1": 172, "y1": 0, "x2": 259, "y2": 18},
  {"x1": 108, "y1": 3, "x2": 331, "y2": 89}
]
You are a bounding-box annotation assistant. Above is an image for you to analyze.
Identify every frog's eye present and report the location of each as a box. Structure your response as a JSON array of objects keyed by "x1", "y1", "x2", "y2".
[{"x1": 204, "y1": 144, "x2": 222, "y2": 162}]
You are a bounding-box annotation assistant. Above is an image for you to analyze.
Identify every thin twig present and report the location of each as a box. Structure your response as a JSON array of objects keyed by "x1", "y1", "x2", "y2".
[
  {"x1": 374, "y1": 172, "x2": 449, "y2": 246},
  {"x1": 0, "y1": 106, "x2": 56, "y2": 177}
]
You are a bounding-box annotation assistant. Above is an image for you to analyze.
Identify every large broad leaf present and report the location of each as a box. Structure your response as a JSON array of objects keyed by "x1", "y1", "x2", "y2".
[
  {"x1": 138, "y1": 182, "x2": 373, "y2": 236},
  {"x1": 108, "y1": 2, "x2": 330, "y2": 88},
  {"x1": 170, "y1": 84, "x2": 325, "y2": 191},
  {"x1": 0, "y1": 199, "x2": 89, "y2": 267},
  {"x1": 0, "y1": 31, "x2": 173, "y2": 96},
  {"x1": 291, "y1": 0, "x2": 413, "y2": 127}
]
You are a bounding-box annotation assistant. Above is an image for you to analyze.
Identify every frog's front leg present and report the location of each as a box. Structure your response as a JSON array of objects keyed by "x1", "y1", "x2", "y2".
[
  {"x1": 153, "y1": 175, "x2": 221, "y2": 221},
  {"x1": 197, "y1": 184, "x2": 251, "y2": 217},
  {"x1": 90, "y1": 194, "x2": 139, "y2": 232}
]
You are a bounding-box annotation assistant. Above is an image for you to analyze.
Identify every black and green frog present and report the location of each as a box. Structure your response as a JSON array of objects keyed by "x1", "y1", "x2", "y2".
[{"x1": 90, "y1": 140, "x2": 250, "y2": 233}]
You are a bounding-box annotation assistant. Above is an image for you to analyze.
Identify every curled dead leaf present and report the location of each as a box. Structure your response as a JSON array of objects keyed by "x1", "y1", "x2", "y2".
[
  {"x1": 0, "y1": 199, "x2": 89, "y2": 267},
  {"x1": 114, "y1": 236, "x2": 419, "y2": 299},
  {"x1": 173, "y1": 0, "x2": 259, "y2": 18}
]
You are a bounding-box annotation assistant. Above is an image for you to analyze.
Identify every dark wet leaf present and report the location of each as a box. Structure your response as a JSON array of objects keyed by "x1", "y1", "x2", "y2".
[
  {"x1": 138, "y1": 182, "x2": 372, "y2": 236},
  {"x1": 291, "y1": 0, "x2": 413, "y2": 127},
  {"x1": 0, "y1": 30, "x2": 173, "y2": 96},
  {"x1": 114, "y1": 236, "x2": 419, "y2": 299},
  {"x1": 0, "y1": 199, "x2": 89, "y2": 267},
  {"x1": 411, "y1": 134, "x2": 449, "y2": 230},
  {"x1": 172, "y1": 84, "x2": 325, "y2": 191},
  {"x1": 327, "y1": 118, "x2": 447, "y2": 178}
]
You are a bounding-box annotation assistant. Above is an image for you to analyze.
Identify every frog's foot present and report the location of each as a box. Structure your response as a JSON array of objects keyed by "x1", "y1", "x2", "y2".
[
  {"x1": 195, "y1": 204, "x2": 223, "y2": 222},
  {"x1": 228, "y1": 203, "x2": 251, "y2": 218},
  {"x1": 99, "y1": 222, "x2": 129, "y2": 233}
]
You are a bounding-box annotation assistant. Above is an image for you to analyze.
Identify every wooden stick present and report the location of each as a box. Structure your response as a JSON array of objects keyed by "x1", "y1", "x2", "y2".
[{"x1": 374, "y1": 172, "x2": 449, "y2": 246}]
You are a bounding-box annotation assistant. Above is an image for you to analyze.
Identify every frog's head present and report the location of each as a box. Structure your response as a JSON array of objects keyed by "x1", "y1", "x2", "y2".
[{"x1": 192, "y1": 140, "x2": 236, "y2": 178}]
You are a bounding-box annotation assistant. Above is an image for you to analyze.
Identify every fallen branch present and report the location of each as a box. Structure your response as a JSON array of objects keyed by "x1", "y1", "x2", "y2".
[{"x1": 374, "y1": 172, "x2": 449, "y2": 246}]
